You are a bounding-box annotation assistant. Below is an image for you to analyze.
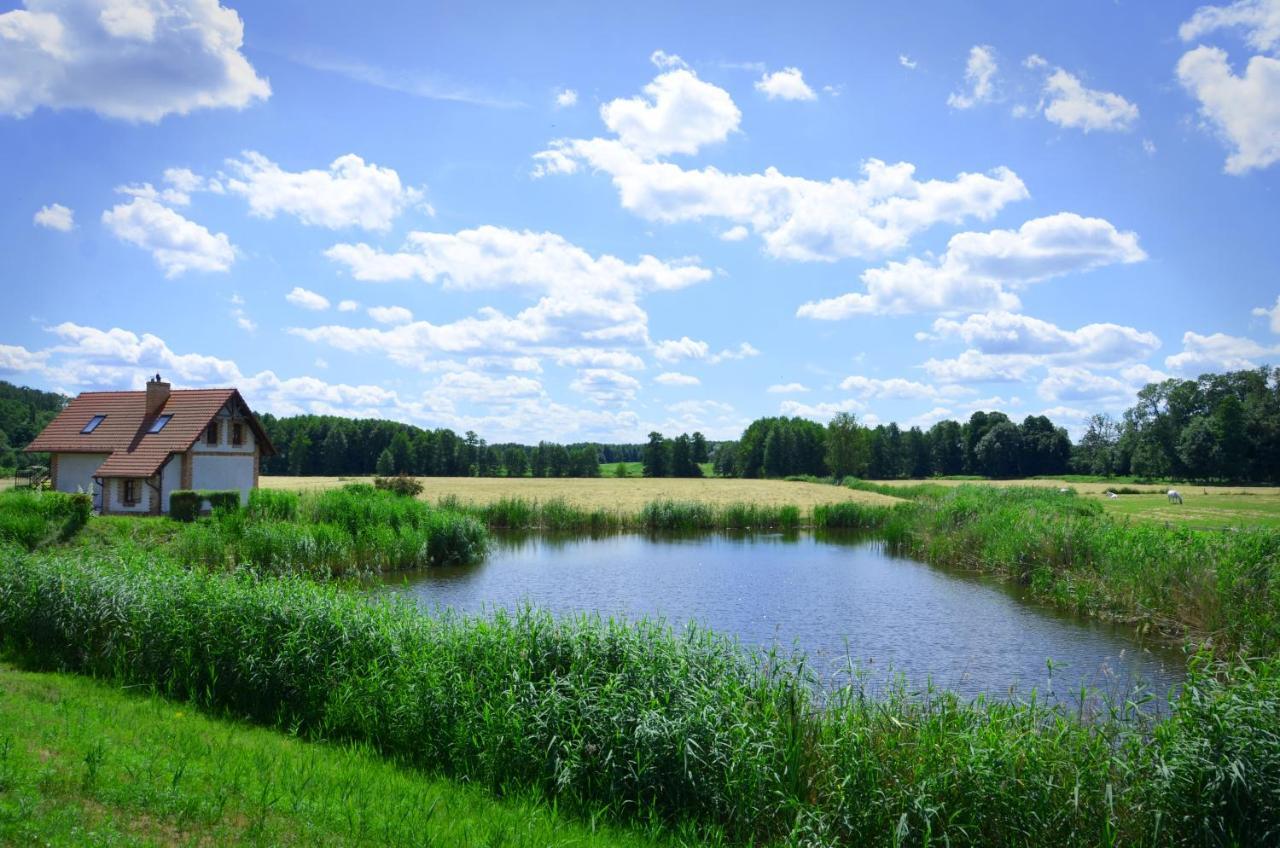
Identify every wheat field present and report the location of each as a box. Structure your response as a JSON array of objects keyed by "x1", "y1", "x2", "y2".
[{"x1": 260, "y1": 475, "x2": 900, "y2": 510}]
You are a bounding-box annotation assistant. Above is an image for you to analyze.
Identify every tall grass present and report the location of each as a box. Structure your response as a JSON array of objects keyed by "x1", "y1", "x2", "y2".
[
  {"x1": 446, "y1": 496, "x2": 806, "y2": 532},
  {"x1": 840, "y1": 476, "x2": 952, "y2": 500},
  {"x1": 811, "y1": 501, "x2": 893, "y2": 530},
  {"x1": 0, "y1": 488, "x2": 92, "y2": 550},
  {"x1": 879, "y1": 485, "x2": 1280, "y2": 655},
  {"x1": 170, "y1": 484, "x2": 487, "y2": 576},
  {"x1": 2, "y1": 548, "x2": 1278, "y2": 845}
]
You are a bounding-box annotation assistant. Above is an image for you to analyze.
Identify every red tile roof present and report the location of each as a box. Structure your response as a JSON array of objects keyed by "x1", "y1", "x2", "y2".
[{"x1": 26, "y1": 387, "x2": 275, "y2": 478}]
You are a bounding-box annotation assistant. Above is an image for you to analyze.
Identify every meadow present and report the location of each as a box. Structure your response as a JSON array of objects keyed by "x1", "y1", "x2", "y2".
[
  {"x1": 864, "y1": 476, "x2": 1280, "y2": 530},
  {"x1": 0, "y1": 662, "x2": 679, "y2": 848},
  {"x1": 3, "y1": 481, "x2": 1280, "y2": 844}
]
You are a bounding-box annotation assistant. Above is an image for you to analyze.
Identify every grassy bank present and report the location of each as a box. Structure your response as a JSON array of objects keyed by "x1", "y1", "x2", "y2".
[
  {"x1": 842, "y1": 485, "x2": 1280, "y2": 655},
  {"x1": 0, "y1": 662, "x2": 679, "y2": 848},
  {"x1": 2, "y1": 546, "x2": 1278, "y2": 845}
]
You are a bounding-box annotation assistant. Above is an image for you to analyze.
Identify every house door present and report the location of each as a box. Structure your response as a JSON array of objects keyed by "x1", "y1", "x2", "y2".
[{"x1": 92, "y1": 479, "x2": 103, "y2": 512}]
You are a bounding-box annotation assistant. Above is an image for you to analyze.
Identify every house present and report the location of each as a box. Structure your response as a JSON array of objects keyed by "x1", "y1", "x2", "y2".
[{"x1": 24, "y1": 375, "x2": 275, "y2": 515}]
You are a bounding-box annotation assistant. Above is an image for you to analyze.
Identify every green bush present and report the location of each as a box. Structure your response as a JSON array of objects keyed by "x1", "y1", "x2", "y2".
[
  {"x1": 373, "y1": 473, "x2": 425, "y2": 498},
  {"x1": 169, "y1": 490, "x2": 201, "y2": 523}
]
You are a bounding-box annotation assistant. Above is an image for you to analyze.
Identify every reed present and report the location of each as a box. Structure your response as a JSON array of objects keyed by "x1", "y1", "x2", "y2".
[
  {"x1": 169, "y1": 484, "x2": 487, "y2": 576},
  {"x1": 0, "y1": 488, "x2": 92, "y2": 550},
  {"x1": 447, "y1": 496, "x2": 808, "y2": 532},
  {"x1": 840, "y1": 476, "x2": 952, "y2": 500},
  {"x1": 811, "y1": 500, "x2": 893, "y2": 530},
  {"x1": 2, "y1": 547, "x2": 1277, "y2": 846},
  {"x1": 882, "y1": 485, "x2": 1280, "y2": 655}
]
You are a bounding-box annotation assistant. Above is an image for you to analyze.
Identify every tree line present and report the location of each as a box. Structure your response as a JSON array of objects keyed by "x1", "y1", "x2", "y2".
[
  {"x1": 640, "y1": 431, "x2": 709, "y2": 477},
  {"x1": 1075, "y1": 366, "x2": 1280, "y2": 483},
  {"x1": 710, "y1": 411, "x2": 1073, "y2": 480},
  {"x1": 258, "y1": 414, "x2": 644, "y2": 478},
  {"x1": 5, "y1": 366, "x2": 1277, "y2": 483}
]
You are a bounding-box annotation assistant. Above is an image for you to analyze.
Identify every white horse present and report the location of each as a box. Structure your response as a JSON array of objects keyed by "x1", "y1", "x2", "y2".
[{"x1": 1167, "y1": 489, "x2": 1183, "y2": 504}]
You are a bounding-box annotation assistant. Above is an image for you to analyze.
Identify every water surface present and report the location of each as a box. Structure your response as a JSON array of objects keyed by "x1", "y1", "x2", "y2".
[{"x1": 375, "y1": 531, "x2": 1184, "y2": 702}]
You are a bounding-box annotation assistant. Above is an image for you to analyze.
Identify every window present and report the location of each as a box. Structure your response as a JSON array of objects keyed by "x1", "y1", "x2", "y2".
[
  {"x1": 206, "y1": 422, "x2": 219, "y2": 445},
  {"x1": 122, "y1": 479, "x2": 139, "y2": 505},
  {"x1": 232, "y1": 422, "x2": 244, "y2": 446},
  {"x1": 147, "y1": 414, "x2": 172, "y2": 434},
  {"x1": 82, "y1": 415, "x2": 106, "y2": 434}
]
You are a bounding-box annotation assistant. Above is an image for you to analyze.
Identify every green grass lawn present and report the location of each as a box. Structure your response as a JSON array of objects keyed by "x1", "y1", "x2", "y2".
[
  {"x1": 0, "y1": 663, "x2": 683, "y2": 848},
  {"x1": 1098, "y1": 491, "x2": 1280, "y2": 530}
]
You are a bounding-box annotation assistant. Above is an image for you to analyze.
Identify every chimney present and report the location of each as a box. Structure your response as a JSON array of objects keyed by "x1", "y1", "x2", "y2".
[{"x1": 145, "y1": 374, "x2": 170, "y2": 415}]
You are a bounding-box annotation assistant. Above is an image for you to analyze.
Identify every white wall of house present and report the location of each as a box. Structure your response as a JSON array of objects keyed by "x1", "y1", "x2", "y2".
[
  {"x1": 191, "y1": 453, "x2": 255, "y2": 505},
  {"x1": 54, "y1": 452, "x2": 108, "y2": 496},
  {"x1": 160, "y1": 455, "x2": 181, "y2": 512},
  {"x1": 104, "y1": 477, "x2": 153, "y2": 514}
]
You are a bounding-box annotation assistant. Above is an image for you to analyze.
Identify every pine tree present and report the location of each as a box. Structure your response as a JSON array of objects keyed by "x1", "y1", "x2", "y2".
[
  {"x1": 643, "y1": 431, "x2": 668, "y2": 477},
  {"x1": 375, "y1": 447, "x2": 395, "y2": 476},
  {"x1": 287, "y1": 433, "x2": 312, "y2": 475}
]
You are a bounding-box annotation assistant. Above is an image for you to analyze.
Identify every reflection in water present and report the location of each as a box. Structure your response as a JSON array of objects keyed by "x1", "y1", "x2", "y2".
[{"x1": 373, "y1": 531, "x2": 1184, "y2": 702}]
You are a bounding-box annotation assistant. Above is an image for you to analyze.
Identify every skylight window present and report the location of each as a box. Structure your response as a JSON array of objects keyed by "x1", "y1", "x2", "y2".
[
  {"x1": 147, "y1": 414, "x2": 172, "y2": 434},
  {"x1": 82, "y1": 415, "x2": 105, "y2": 434}
]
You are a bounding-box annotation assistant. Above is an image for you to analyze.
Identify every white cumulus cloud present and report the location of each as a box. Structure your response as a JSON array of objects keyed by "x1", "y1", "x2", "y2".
[
  {"x1": 755, "y1": 67, "x2": 816, "y2": 101},
  {"x1": 101, "y1": 193, "x2": 234, "y2": 277},
  {"x1": 1165, "y1": 330, "x2": 1280, "y2": 372},
  {"x1": 368, "y1": 305, "x2": 414, "y2": 325},
  {"x1": 0, "y1": 0, "x2": 270, "y2": 121},
  {"x1": 920, "y1": 311, "x2": 1160, "y2": 364},
  {"x1": 1253, "y1": 295, "x2": 1280, "y2": 332},
  {"x1": 598, "y1": 65, "x2": 740, "y2": 157},
  {"x1": 1030, "y1": 62, "x2": 1139, "y2": 132},
  {"x1": 33, "y1": 202, "x2": 73, "y2": 230},
  {"x1": 948, "y1": 45, "x2": 998, "y2": 109},
  {"x1": 554, "y1": 87, "x2": 578, "y2": 108},
  {"x1": 1177, "y1": 46, "x2": 1280, "y2": 174},
  {"x1": 797, "y1": 213, "x2": 1145, "y2": 318},
  {"x1": 285, "y1": 287, "x2": 330, "y2": 311},
  {"x1": 654, "y1": 371, "x2": 700, "y2": 386},
  {"x1": 1180, "y1": 0, "x2": 1280, "y2": 53},
  {"x1": 225, "y1": 151, "x2": 424, "y2": 230},
  {"x1": 570, "y1": 368, "x2": 641, "y2": 405},
  {"x1": 535, "y1": 140, "x2": 1028, "y2": 262}
]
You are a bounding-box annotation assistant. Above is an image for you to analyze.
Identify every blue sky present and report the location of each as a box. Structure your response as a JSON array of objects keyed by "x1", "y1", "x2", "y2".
[{"x1": 2, "y1": 0, "x2": 1278, "y2": 442}]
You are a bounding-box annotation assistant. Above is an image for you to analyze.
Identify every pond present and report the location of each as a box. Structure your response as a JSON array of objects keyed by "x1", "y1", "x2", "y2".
[{"x1": 374, "y1": 531, "x2": 1185, "y2": 702}]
